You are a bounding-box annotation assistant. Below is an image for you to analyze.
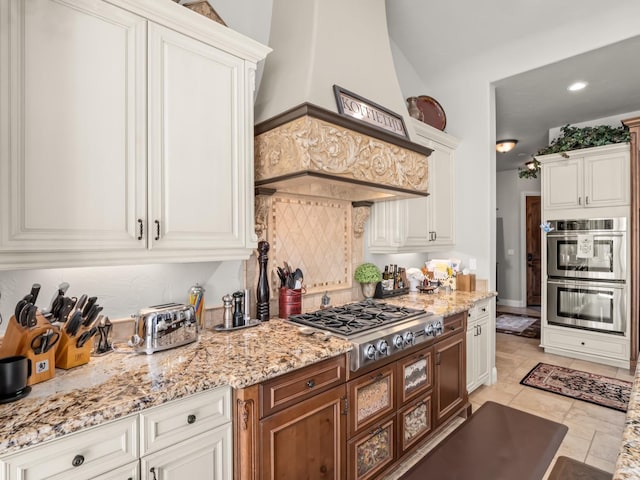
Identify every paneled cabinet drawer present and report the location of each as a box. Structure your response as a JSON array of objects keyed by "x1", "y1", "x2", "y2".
[
  {"x1": 0, "y1": 415, "x2": 138, "y2": 480},
  {"x1": 260, "y1": 355, "x2": 346, "y2": 417},
  {"x1": 347, "y1": 415, "x2": 396, "y2": 480},
  {"x1": 396, "y1": 346, "x2": 432, "y2": 405},
  {"x1": 442, "y1": 312, "x2": 466, "y2": 339},
  {"x1": 397, "y1": 392, "x2": 432, "y2": 455},
  {"x1": 348, "y1": 363, "x2": 395, "y2": 436},
  {"x1": 544, "y1": 327, "x2": 628, "y2": 360},
  {"x1": 140, "y1": 386, "x2": 231, "y2": 455}
]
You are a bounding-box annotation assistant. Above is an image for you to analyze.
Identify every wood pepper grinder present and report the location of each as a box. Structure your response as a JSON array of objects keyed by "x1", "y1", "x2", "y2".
[
  {"x1": 256, "y1": 240, "x2": 270, "y2": 321},
  {"x1": 232, "y1": 291, "x2": 245, "y2": 327}
]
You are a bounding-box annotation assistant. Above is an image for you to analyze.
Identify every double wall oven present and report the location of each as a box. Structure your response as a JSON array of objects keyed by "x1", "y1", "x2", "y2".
[{"x1": 546, "y1": 218, "x2": 627, "y2": 334}]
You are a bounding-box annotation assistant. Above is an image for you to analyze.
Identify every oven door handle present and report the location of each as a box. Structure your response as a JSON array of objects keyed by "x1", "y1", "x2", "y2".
[{"x1": 547, "y1": 278, "x2": 625, "y2": 289}]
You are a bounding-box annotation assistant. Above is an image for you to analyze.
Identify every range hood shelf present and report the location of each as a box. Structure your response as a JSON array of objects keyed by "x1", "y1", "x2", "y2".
[{"x1": 255, "y1": 103, "x2": 433, "y2": 202}]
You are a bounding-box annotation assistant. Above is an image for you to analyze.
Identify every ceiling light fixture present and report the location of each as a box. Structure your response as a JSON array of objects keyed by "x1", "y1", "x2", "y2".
[
  {"x1": 567, "y1": 81, "x2": 588, "y2": 92},
  {"x1": 496, "y1": 139, "x2": 518, "y2": 153}
]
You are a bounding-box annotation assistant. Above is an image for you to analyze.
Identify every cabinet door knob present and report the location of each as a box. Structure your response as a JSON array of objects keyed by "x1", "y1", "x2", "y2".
[
  {"x1": 137, "y1": 219, "x2": 144, "y2": 240},
  {"x1": 154, "y1": 220, "x2": 161, "y2": 241},
  {"x1": 71, "y1": 454, "x2": 85, "y2": 467},
  {"x1": 307, "y1": 379, "x2": 315, "y2": 388},
  {"x1": 187, "y1": 414, "x2": 197, "y2": 424},
  {"x1": 581, "y1": 341, "x2": 585, "y2": 346},
  {"x1": 150, "y1": 467, "x2": 158, "y2": 480}
]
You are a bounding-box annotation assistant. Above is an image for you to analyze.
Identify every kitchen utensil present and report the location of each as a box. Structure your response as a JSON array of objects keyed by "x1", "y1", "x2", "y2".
[
  {"x1": 76, "y1": 327, "x2": 97, "y2": 348},
  {"x1": 29, "y1": 284, "x2": 41, "y2": 304},
  {"x1": 56, "y1": 297, "x2": 76, "y2": 323},
  {"x1": 18, "y1": 303, "x2": 32, "y2": 328},
  {"x1": 82, "y1": 297, "x2": 98, "y2": 317},
  {"x1": 232, "y1": 291, "x2": 244, "y2": 327},
  {"x1": 222, "y1": 294, "x2": 233, "y2": 329},
  {"x1": 276, "y1": 267, "x2": 287, "y2": 288},
  {"x1": 94, "y1": 316, "x2": 113, "y2": 355},
  {"x1": 42, "y1": 282, "x2": 70, "y2": 317},
  {"x1": 26, "y1": 304, "x2": 38, "y2": 328},
  {"x1": 293, "y1": 268, "x2": 304, "y2": 289},
  {"x1": 75, "y1": 294, "x2": 88, "y2": 313},
  {"x1": 30, "y1": 329, "x2": 60, "y2": 355},
  {"x1": 83, "y1": 305, "x2": 103, "y2": 328},
  {"x1": 0, "y1": 356, "x2": 32, "y2": 400},
  {"x1": 65, "y1": 310, "x2": 83, "y2": 336}
]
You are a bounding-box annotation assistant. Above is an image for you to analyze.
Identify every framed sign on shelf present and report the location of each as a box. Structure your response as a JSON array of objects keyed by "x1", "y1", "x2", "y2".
[{"x1": 333, "y1": 85, "x2": 409, "y2": 139}]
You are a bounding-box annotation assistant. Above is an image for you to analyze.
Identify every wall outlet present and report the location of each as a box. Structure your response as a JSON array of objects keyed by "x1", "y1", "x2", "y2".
[
  {"x1": 507, "y1": 249, "x2": 515, "y2": 256},
  {"x1": 469, "y1": 258, "x2": 477, "y2": 270}
]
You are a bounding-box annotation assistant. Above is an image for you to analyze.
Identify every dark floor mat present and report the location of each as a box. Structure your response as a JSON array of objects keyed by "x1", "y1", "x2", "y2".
[
  {"x1": 399, "y1": 401, "x2": 567, "y2": 480},
  {"x1": 547, "y1": 456, "x2": 611, "y2": 480}
]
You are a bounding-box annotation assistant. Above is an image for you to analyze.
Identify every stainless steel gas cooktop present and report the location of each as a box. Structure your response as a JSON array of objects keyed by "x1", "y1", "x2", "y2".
[{"x1": 288, "y1": 300, "x2": 444, "y2": 371}]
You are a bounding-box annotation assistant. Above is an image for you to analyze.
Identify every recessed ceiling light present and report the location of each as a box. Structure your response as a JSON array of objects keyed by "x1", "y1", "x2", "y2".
[{"x1": 567, "y1": 81, "x2": 588, "y2": 92}]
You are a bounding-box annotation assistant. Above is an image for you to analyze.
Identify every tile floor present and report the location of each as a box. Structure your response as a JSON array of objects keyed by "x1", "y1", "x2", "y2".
[{"x1": 383, "y1": 331, "x2": 634, "y2": 479}]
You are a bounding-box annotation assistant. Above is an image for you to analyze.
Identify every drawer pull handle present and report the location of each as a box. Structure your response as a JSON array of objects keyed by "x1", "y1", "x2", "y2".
[
  {"x1": 370, "y1": 372, "x2": 383, "y2": 381},
  {"x1": 150, "y1": 467, "x2": 158, "y2": 480},
  {"x1": 137, "y1": 219, "x2": 143, "y2": 240},
  {"x1": 154, "y1": 220, "x2": 161, "y2": 241},
  {"x1": 71, "y1": 455, "x2": 85, "y2": 467},
  {"x1": 449, "y1": 325, "x2": 455, "y2": 331},
  {"x1": 307, "y1": 379, "x2": 315, "y2": 388},
  {"x1": 369, "y1": 426, "x2": 384, "y2": 436},
  {"x1": 187, "y1": 414, "x2": 197, "y2": 424}
]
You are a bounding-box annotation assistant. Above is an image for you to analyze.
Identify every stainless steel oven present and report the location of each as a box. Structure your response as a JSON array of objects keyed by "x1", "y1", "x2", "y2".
[
  {"x1": 547, "y1": 278, "x2": 626, "y2": 334},
  {"x1": 546, "y1": 218, "x2": 627, "y2": 281}
]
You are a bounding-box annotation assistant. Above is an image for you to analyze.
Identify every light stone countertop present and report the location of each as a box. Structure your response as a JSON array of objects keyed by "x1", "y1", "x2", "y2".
[
  {"x1": 0, "y1": 290, "x2": 495, "y2": 457},
  {"x1": 614, "y1": 362, "x2": 640, "y2": 479}
]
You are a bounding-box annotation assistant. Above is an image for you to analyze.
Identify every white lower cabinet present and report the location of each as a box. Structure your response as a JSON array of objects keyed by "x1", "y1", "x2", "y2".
[
  {"x1": 0, "y1": 387, "x2": 232, "y2": 480},
  {"x1": 466, "y1": 299, "x2": 493, "y2": 393},
  {"x1": 542, "y1": 325, "x2": 629, "y2": 368}
]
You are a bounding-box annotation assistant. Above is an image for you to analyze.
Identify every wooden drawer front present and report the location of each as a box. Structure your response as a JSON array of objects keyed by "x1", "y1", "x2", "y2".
[
  {"x1": 397, "y1": 393, "x2": 432, "y2": 455},
  {"x1": 0, "y1": 416, "x2": 138, "y2": 480},
  {"x1": 545, "y1": 328, "x2": 628, "y2": 360},
  {"x1": 260, "y1": 355, "x2": 346, "y2": 418},
  {"x1": 348, "y1": 364, "x2": 395, "y2": 437},
  {"x1": 442, "y1": 312, "x2": 466, "y2": 339},
  {"x1": 397, "y1": 346, "x2": 432, "y2": 405},
  {"x1": 347, "y1": 416, "x2": 395, "y2": 480},
  {"x1": 140, "y1": 386, "x2": 231, "y2": 455}
]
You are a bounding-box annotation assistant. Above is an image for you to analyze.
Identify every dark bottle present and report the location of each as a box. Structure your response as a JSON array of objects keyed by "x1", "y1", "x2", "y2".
[
  {"x1": 256, "y1": 241, "x2": 270, "y2": 321},
  {"x1": 383, "y1": 265, "x2": 390, "y2": 280},
  {"x1": 232, "y1": 291, "x2": 245, "y2": 327}
]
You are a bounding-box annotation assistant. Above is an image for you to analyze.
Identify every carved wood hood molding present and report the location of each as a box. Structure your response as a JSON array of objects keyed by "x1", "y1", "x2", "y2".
[{"x1": 254, "y1": 104, "x2": 432, "y2": 202}]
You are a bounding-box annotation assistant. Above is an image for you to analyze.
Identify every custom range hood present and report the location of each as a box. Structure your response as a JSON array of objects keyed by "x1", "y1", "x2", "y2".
[{"x1": 254, "y1": 0, "x2": 432, "y2": 202}]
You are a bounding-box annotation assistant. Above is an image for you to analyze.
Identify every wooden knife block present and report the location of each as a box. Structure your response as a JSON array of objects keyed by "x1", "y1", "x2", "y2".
[
  {"x1": 55, "y1": 328, "x2": 93, "y2": 370},
  {"x1": 0, "y1": 313, "x2": 58, "y2": 385}
]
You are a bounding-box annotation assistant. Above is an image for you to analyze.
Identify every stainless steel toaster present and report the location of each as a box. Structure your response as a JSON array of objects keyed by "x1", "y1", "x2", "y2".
[{"x1": 130, "y1": 303, "x2": 198, "y2": 354}]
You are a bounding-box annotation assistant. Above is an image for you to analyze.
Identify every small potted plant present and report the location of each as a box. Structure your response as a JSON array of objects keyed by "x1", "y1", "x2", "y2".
[{"x1": 354, "y1": 263, "x2": 382, "y2": 299}]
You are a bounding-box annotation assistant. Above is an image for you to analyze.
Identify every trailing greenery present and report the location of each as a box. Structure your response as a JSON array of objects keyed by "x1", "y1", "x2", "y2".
[
  {"x1": 518, "y1": 123, "x2": 631, "y2": 179},
  {"x1": 354, "y1": 263, "x2": 382, "y2": 283}
]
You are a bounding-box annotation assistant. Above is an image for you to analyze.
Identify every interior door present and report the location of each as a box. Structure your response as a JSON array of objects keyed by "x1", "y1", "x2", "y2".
[{"x1": 526, "y1": 195, "x2": 542, "y2": 305}]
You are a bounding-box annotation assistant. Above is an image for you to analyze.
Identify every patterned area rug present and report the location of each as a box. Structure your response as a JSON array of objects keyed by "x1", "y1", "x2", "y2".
[
  {"x1": 520, "y1": 362, "x2": 631, "y2": 412},
  {"x1": 496, "y1": 314, "x2": 541, "y2": 338}
]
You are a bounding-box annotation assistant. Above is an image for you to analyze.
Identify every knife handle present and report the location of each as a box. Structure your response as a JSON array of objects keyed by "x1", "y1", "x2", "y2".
[{"x1": 30, "y1": 284, "x2": 41, "y2": 304}]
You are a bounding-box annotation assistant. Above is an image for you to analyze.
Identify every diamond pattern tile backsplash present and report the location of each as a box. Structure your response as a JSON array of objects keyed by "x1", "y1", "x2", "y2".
[{"x1": 269, "y1": 195, "x2": 352, "y2": 295}]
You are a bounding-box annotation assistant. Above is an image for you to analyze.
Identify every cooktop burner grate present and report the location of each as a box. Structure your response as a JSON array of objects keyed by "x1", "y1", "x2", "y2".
[{"x1": 288, "y1": 300, "x2": 425, "y2": 336}]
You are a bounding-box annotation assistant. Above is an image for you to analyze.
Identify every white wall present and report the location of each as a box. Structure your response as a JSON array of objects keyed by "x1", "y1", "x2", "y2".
[
  {"x1": 496, "y1": 171, "x2": 541, "y2": 305},
  {"x1": 388, "y1": 4, "x2": 640, "y2": 291}
]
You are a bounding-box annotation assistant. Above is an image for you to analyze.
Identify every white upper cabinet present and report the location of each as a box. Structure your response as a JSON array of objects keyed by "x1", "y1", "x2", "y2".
[
  {"x1": 0, "y1": 0, "x2": 270, "y2": 270},
  {"x1": 368, "y1": 119, "x2": 458, "y2": 253},
  {"x1": 540, "y1": 143, "x2": 630, "y2": 212}
]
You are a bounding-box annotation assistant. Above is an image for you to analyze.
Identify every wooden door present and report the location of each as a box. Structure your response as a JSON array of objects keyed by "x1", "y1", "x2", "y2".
[
  {"x1": 259, "y1": 384, "x2": 347, "y2": 480},
  {"x1": 526, "y1": 195, "x2": 542, "y2": 305}
]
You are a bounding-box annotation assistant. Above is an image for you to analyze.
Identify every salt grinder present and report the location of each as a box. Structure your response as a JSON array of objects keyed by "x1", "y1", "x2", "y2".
[
  {"x1": 232, "y1": 291, "x2": 245, "y2": 327},
  {"x1": 222, "y1": 294, "x2": 233, "y2": 329}
]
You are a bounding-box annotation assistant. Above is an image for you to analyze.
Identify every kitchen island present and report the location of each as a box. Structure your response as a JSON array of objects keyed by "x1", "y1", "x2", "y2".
[{"x1": 0, "y1": 289, "x2": 495, "y2": 459}]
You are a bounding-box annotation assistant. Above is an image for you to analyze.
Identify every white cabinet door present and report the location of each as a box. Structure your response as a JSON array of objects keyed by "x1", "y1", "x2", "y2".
[
  {"x1": 0, "y1": 0, "x2": 147, "y2": 254},
  {"x1": 140, "y1": 424, "x2": 231, "y2": 480},
  {"x1": 584, "y1": 151, "x2": 630, "y2": 207},
  {"x1": 542, "y1": 158, "x2": 582, "y2": 210},
  {"x1": 427, "y1": 144, "x2": 455, "y2": 246},
  {"x1": 147, "y1": 23, "x2": 248, "y2": 252},
  {"x1": 465, "y1": 320, "x2": 477, "y2": 393},
  {"x1": 92, "y1": 462, "x2": 139, "y2": 480},
  {"x1": 474, "y1": 315, "x2": 490, "y2": 386}
]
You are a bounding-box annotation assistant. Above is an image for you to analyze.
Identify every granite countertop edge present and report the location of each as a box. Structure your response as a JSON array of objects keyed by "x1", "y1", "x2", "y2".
[
  {"x1": 0, "y1": 290, "x2": 495, "y2": 456},
  {"x1": 613, "y1": 361, "x2": 640, "y2": 479}
]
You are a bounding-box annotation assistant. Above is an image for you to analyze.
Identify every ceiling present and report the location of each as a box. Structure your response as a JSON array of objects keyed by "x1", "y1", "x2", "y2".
[{"x1": 385, "y1": 0, "x2": 640, "y2": 172}]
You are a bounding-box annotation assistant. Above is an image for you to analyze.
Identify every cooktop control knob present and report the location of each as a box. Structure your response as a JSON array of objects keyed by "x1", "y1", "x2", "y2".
[
  {"x1": 393, "y1": 334, "x2": 405, "y2": 349},
  {"x1": 404, "y1": 331, "x2": 415, "y2": 345},
  {"x1": 364, "y1": 344, "x2": 377, "y2": 360},
  {"x1": 377, "y1": 340, "x2": 389, "y2": 356},
  {"x1": 434, "y1": 319, "x2": 444, "y2": 335},
  {"x1": 424, "y1": 323, "x2": 434, "y2": 337}
]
